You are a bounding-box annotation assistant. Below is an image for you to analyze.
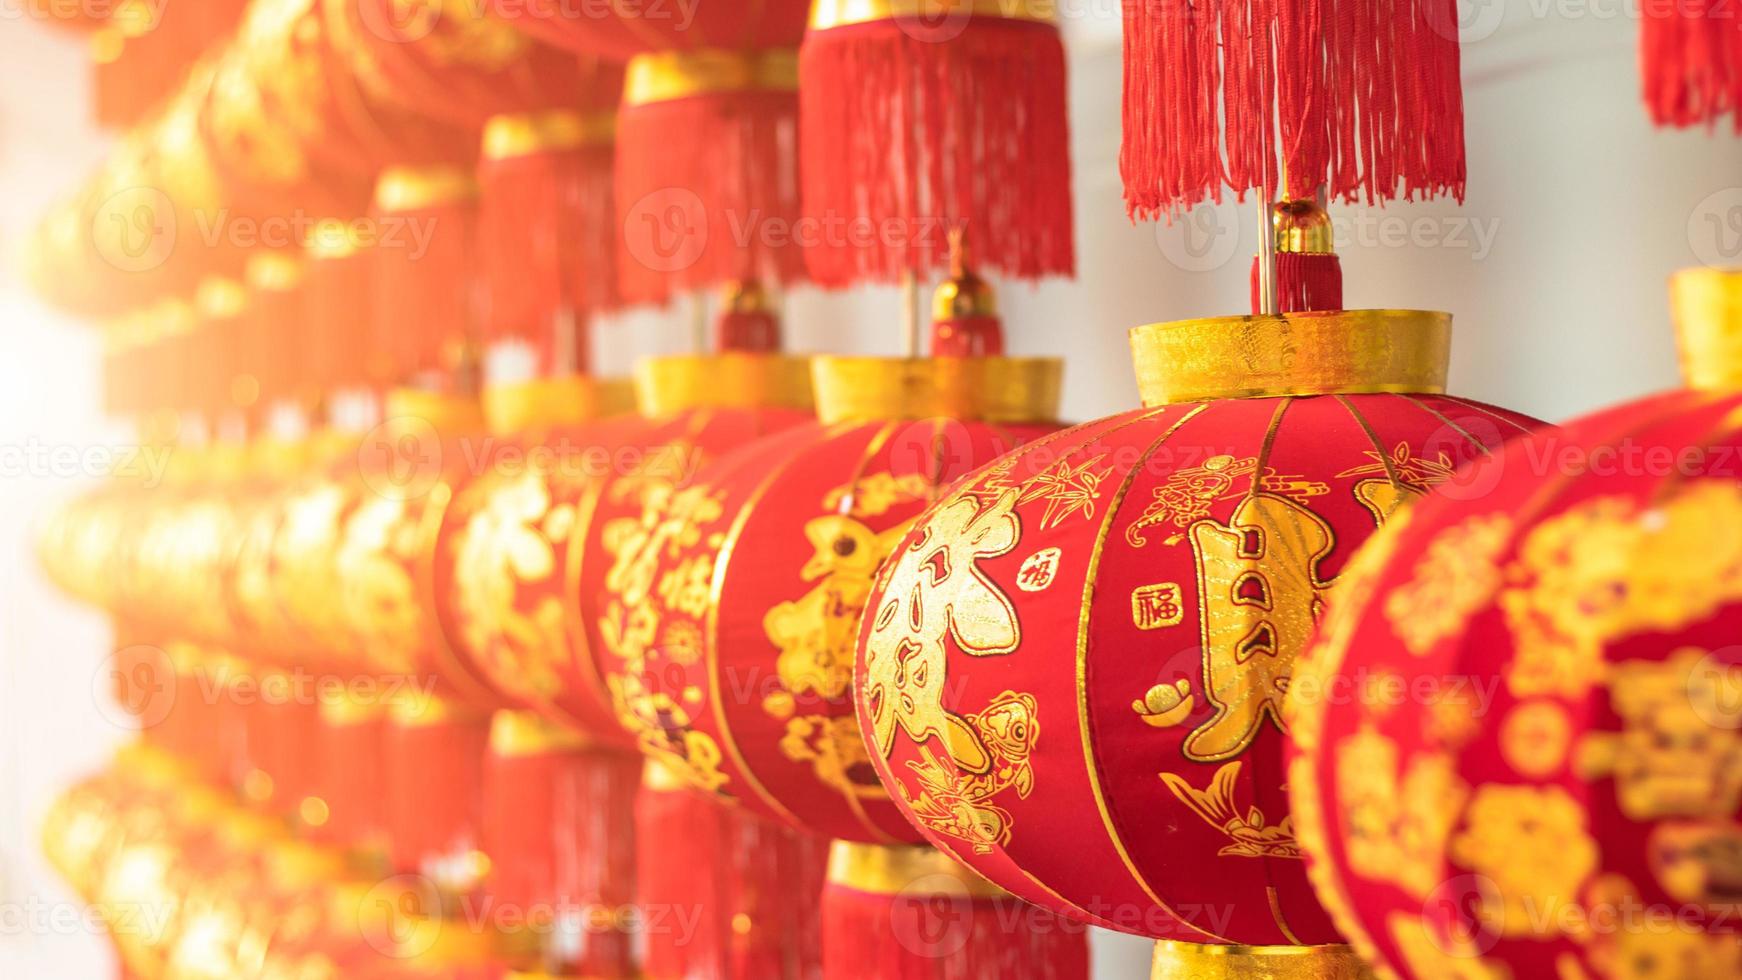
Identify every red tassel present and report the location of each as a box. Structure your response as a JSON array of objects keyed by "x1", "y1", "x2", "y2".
[
  {"x1": 477, "y1": 118, "x2": 618, "y2": 360},
  {"x1": 311, "y1": 697, "x2": 389, "y2": 860},
  {"x1": 1121, "y1": 0, "x2": 1465, "y2": 220},
  {"x1": 1250, "y1": 252, "x2": 1344, "y2": 313},
  {"x1": 384, "y1": 701, "x2": 490, "y2": 892},
  {"x1": 1642, "y1": 0, "x2": 1742, "y2": 128},
  {"x1": 482, "y1": 713, "x2": 641, "y2": 977},
  {"x1": 304, "y1": 225, "x2": 377, "y2": 393},
  {"x1": 371, "y1": 168, "x2": 481, "y2": 379},
  {"x1": 636, "y1": 768, "x2": 827, "y2": 980},
  {"x1": 800, "y1": 18, "x2": 1075, "y2": 285},
  {"x1": 243, "y1": 251, "x2": 307, "y2": 407},
  {"x1": 820, "y1": 843, "x2": 1091, "y2": 980},
  {"x1": 616, "y1": 85, "x2": 807, "y2": 305}
]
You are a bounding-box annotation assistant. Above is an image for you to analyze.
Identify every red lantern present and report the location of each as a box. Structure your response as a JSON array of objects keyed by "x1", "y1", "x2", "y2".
[
  {"x1": 856, "y1": 311, "x2": 1544, "y2": 974},
  {"x1": 1287, "y1": 268, "x2": 1742, "y2": 980},
  {"x1": 591, "y1": 357, "x2": 1060, "y2": 839}
]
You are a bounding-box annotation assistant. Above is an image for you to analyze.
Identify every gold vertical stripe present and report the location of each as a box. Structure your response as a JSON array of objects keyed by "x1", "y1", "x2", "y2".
[
  {"x1": 1076, "y1": 403, "x2": 1225, "y2": 943},
  {"x1": 1334, "y1": 395, "x2": 1402, "y2": 490},
  {"x1": 1398, "y1": 394, "x2": 1493, "y2": 455}
]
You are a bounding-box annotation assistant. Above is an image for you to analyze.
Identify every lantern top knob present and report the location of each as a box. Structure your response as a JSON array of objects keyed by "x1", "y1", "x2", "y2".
[{"x1": 1671, "y1": 266, "x2": 1742, "y2": 392}]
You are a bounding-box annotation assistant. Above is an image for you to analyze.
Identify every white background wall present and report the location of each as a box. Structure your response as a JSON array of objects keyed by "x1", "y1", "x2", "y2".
[{"x1": 0, "y1": 3, "x2": 1737, "y2": 976}]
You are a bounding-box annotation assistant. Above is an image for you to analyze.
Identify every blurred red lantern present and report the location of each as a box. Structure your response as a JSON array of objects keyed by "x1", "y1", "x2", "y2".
[
  {"x1": 856, "y1": 311, "x2": 1544, "y2": 974},
  {"x1": 1288, "y1": 269, "x2": 1742, "y2": 980},
  {"x1": 487, "y1": 0, "x2": 812, "y2": 305}
]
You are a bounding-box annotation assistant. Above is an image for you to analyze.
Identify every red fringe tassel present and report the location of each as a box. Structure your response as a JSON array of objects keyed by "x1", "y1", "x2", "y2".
[
  {"x1": 384, "y1": 711, "x2": 490, "y2": 887},
  {"x1": 304, "y1": 246, "x2": 376, "y2": 393},
  {"x1": 1250, "y1": 251, "x2": 1344, "y2": 313},
  {"x1": 483, "y1": 739, "x2": 641, "y2": 977},
  {"x1": 1121, "y1": 0, "x2": 1466, "y2": 219},
  {"x1": 477, "y1": 143, "x2": 617, "y2": 359},
  {"x1": 800, "y1": 19, "x2": 1075, "y2": 286},
  {"x1": 1642, "y1": 0, "x2": 1742, "y2": 128},
  {"x1": 311, "y1": 703, "x2": 388, "y2": 859},
  {"x1": 821, "y1": 872, "x2": 1091, "y2": 980},
  {"x1": 616, "y1": 90, "x2": 806, "y2": 305},
  {"x1": 371, "y1": 198, "x2": 479, "y2": 379},
  {"x1": 636, "y1": 776, "x2": 827, "y2": 980}
]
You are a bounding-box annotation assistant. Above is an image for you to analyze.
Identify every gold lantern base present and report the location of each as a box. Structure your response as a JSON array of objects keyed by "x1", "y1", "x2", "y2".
[
  {"x1": 1151, "y1": 940, "x2": 1376, "y2": 980},
  {"x1": 826, "y1": 840, "x2": 1006, "y2": 899}
]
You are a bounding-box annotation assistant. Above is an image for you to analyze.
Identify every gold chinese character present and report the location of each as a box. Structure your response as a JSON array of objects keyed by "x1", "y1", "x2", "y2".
[
  {"x1": 1185, "y1": 493, "x2": 1335, "y2": 761},
  {"x1": 1131, "y1": 582, "x2": 1185, "y2": 630}
]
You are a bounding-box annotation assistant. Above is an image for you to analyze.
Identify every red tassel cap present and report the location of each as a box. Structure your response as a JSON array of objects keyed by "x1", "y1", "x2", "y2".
[
  {"x1": 615, "y1": 49, "x2": 807, "y2": 306},
  {"x1": 1122, "y1": 0, "x2": 1467, "y2": 220},
  {"x1": 1642, "y1": 0, "x2": 1742, "y2": 128},
  {"x1": 800, "y1": 0, "x2": 1076, "y2": 287},
  {"x1": 1249, "y1": 198, "x2": 1344, "y2": 313}
]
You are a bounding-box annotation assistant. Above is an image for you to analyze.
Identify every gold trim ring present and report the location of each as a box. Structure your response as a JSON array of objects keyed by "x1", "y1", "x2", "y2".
[
  {"x1": 811, "y1": 355, "x2": 1062, "y2": 425},
  {"x1": 1671, "y1": 266, "x2": 1742, "y2": 392},
  {"x1": 1129, "y1": 310, "x2": 1451, "y2": 406},
  {"x1": 811, "y1": 0, "x2": 1058, "y2": 29},
  {"x1": 623, "y1": 48, "x2": 798, "y2": 107},
  {"x1": 826, "y1": 841, "x2": 1007, "y2": 899}
]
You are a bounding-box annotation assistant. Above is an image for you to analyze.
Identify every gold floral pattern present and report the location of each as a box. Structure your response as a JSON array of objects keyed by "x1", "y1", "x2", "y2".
[
  {"x1": 1126, "y1": 455, "x2": 1328, "y2": 548},
  {"x1": 900, "y1": 691, "x2": 1038, "y2": 853},
  {"x1": 450, "y1": 471, "x2": 571, "y2": 703},
  {"x1": 1334, "y1": 725, "x2": 1468, "y2": 899},
  {"x1": 863, "y1": 489, "x2": 1021, "y2": 765},
  {"x1": 1159, "y1": 761, "x2": 1300, "y2": 859},
  {"x1": 1449, "y1": 784, "x2": 1598, "y2": 937},
  {"x1": 1500, "y1": 482, "x2": 1742, "y2": 699},
  {"x1": 1384, "y1": 513, "x2": 1514, "y2": 657},
  {"x1": 335, "y1": 495, "x2": 426, "y2": 677},
  {"x1": 1575, "y1": 650, "x2": 1742, "y2": 821}
]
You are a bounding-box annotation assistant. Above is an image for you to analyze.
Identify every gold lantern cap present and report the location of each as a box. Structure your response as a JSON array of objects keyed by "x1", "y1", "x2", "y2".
[
  {"x1": 811, "y1": 355, "x2": 1061, "y2": 425},
  {"x1": 1129, "y1": 309, "x2": 1450, "y2": 406},
  {"x1": 1670, "y1": 266, "x2": 1742, "y2": 392},
  {"x1": 383, "y1": 387, "x2": 484, "y2": 435},
  {"x1": 481, "y1": 376, "x2": 635, "y2": 435},
  {"x1": 827, "y1": 841, "x2": 1006, "y2": 899},
  {"x1": 810, "y1": 0, "x2": 1057, "y2": 29},
  {"x1": 1150, "y1": 940, "x2": 1375, "y2": 980},
  {"x1": 633, "y1": 353, "x2": 815, "y2": 416}
]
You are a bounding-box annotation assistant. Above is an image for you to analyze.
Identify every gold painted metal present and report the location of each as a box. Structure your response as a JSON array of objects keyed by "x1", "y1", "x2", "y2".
[
  {"x1": 1150, "y1": 940, "x2": 1376, "y2": 980},
  {"x1": 305, "y1": 218, "x2": 369, "y2": 260},
  {"x1": 624, "y1": 48, "x2": 798, "y2": 107},
  {"x1": 812, "y1": 0, "x2": 1058, "y2": 29},
  {"x1": 489, "y1": 709, "x2": 589, "y2": 757},
  {"x1": 196, "y1": 276, "x2": 249, "y2": 319},
  {"x1": 373, "y1": 164, "x2": 479, "y2": 213},
  {"x1": 634, "y1": 353, "x2": 815, "y2": 415},
  {"x1": 482, "y1": 109, "x2": 615, "y2": 160},
  {"x1": 384, "y1": 387, "x2": 485, "y2": 435},
  {"x1": 1272, "y1": 199, "x2": 1335, "y2": 255},
  {"x1": 826, "y1": 841, "x2": 1007, "y2": 899},
  {"x1": 811, "y1": 356, "x2": 1062, "y2": 424},
  {"x1": 1130, "y1": 310, "x2": 1450, "y2": 406},
  {"x1": 245, "y1": 250, "x2": 305, "y2": 291},
  {"x1": 642, "y1": 758, "x2": 689, "y2": 793},
  {"x1": 1670, "y1": 266, "x2": 1742, "y2": 391},
  {"x1": 481, "y1": 376, "x2": 634, "y2": 435}
]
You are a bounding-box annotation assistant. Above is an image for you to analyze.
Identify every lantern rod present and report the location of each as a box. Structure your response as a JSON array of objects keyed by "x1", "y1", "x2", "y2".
[
  {"x1": 902, "y1": 270, "x2": 921, "y2": 357},
  {"x1": 1256, "y1": 196, "x2": 1279, "y2": 316}
]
